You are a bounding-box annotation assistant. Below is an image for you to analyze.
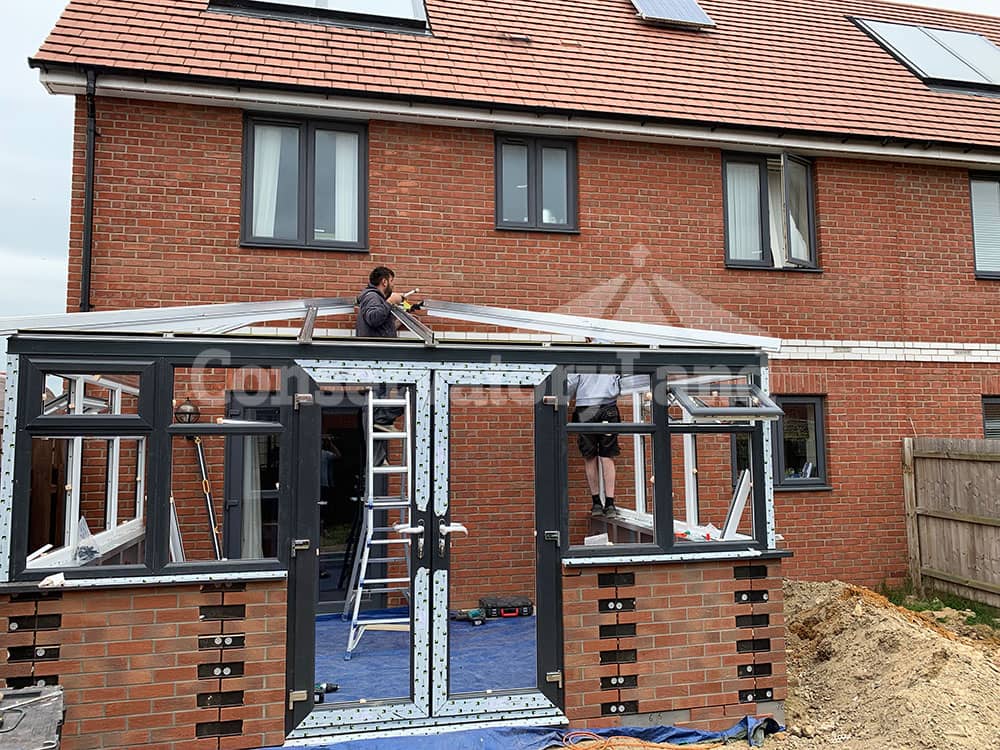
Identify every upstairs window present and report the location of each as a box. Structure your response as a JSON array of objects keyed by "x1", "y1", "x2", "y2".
[
  {"x1": 214, "y1": 0, "x2": 428, "y2": 31},
  {"x1": 242, "y1": 116, "x2": 367, "y2": 251},
  {"x1": 971, "y1": 174, "x2": 1000, "y2": 278},
  {"x1": 854, "y1": 18, "x2": 1000, "y2": 91},
  {"x1": 723, "y1": 153, "x2": 817, "y2": 269},
  {"x1": 496, "y1": 135, "x2": 578, "y2": 232}
]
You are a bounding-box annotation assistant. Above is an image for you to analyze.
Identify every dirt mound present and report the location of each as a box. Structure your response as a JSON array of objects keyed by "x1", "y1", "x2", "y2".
[{"x1": 775, "y1": 580, "x2": 1000, "y2": 750}]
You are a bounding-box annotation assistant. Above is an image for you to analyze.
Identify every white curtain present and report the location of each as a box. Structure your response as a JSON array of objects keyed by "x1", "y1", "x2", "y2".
[
  {"x1": 252, "y1": 125, "x2": 284, "y2": 238},
  {"x1": 726, "y1": 163, "x2": 763, "y2": 261},
  {"x1": 240, "y1": 436, "x2": 263, "y2": 559},
  {"x1": 767, "y1": 166, "x2": 786, "y2": 267},
  {"x1": 972, "y1": 179, "x2": 1000, "y2": 274},
  {"x1": 334, "y1": 132, "x2": 359, "y2": 242}
]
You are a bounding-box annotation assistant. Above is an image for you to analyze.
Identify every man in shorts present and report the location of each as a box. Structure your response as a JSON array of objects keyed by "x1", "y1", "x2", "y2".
[{"x1": 567, "y1": 370, "x2": 622, "y2": 517}]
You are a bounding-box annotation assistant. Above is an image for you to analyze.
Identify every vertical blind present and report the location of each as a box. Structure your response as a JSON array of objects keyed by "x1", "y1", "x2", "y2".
[
  {"x1": 972, "y1": 178, "x2": 1000, "y2": 274},
  {"x1": 726, "y1": 162, "x2": 763, "y2": 262}
]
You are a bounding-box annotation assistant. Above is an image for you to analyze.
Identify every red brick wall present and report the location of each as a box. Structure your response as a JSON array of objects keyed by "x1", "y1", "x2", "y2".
[
  {"x1": 563, "y1": 560, "x2": 784, "y2": 731},
  {"x1": 0, "y1": 583, "x2": 286, "y2": 750},
  {"x1": 66, "y1": 96, "x2": 1000, "y2": 587}
]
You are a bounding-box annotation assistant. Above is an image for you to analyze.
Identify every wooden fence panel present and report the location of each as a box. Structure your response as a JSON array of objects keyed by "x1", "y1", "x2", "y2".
[{"x1": 903, "y1": 437, "x2": 1000, "y2": 609}]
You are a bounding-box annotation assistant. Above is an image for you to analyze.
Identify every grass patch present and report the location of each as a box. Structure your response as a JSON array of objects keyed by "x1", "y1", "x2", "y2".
[{"x1": 878, "y1": 579, "x2": 1000, "y2": 630}]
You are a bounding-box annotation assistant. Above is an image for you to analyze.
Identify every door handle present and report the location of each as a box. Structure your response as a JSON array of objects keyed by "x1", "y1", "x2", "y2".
[
  {"x1": 394, "y1": 523, "x2": 425, "y2": 557},
  {"x1": 438, "y1": 521, "x2": 469, "y2": 557}
]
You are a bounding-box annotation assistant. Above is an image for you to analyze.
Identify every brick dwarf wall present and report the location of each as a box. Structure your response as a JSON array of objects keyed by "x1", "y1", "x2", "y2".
[
  {"x1": 563, "y1": 559, "x2": 785, "y2": 731},
  {"x1": 66, "y1": 95, "x2": 1000, "y2": 587},
  {"x1": 0, "y1": 582, "x2": 286, "y2": 750}
]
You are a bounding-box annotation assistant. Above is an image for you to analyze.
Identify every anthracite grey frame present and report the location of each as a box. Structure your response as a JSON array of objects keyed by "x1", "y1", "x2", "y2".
[
  {"x1": 722, "y1": 151, "x2": 818, "y2": 270},
  {"x1": 772, "y1": 395, "x2": 827, "y2": 489},
  {"x1": 495, "y1": 134, "x2": 579, "y2": 232},
  {"x1": 970, "y1": 172, "x2": 1000, "y2": 280},
  {"x1": 983, "y1": 396, "x2": 1000, "y2": 439},
  {"x1": 241, "y1": 114, "x2": 369, "y2": 252}
]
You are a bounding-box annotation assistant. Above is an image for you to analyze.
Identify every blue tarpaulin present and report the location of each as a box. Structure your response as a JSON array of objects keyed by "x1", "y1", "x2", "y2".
[{"x1": 267, "y1": 716, "x2": 782, "y2": 749}]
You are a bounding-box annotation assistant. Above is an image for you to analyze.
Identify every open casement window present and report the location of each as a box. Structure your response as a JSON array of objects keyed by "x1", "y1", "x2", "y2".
[
  {"x1": 243, "y1": 115, "x2": 367, "y2": 251},
  {"x1": 563, "y1": 368, "x2": 773, "y2": 555},
  {"x1": 724, "y1": 152, "x2": 818, "y2": 269},
  {"x1": 213, "y1": 0, "x2": 429, "y2": 31},
  {"x1": 971, "y1": 174, "x2": 1000, "y2": 278}
]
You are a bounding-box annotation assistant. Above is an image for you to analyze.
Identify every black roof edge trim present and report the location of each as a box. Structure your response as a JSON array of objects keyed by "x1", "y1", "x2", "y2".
[{"x1": 24, "y1": 58, "x2": 1000, "y2": 158}]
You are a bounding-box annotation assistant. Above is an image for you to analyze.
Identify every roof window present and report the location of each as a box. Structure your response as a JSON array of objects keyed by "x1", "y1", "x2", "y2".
[
  {"x1": 854, "y1": 17, "x2": 1000, "y2": 90},
  {"x1": 630, "y1": 0, "x2": 715, "y2": 29},
  {"x1": 213, "y1": 0, "x2": 428, "y2": 31}
]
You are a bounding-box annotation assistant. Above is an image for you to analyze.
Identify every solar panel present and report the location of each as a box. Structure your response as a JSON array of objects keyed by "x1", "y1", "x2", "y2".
[
  {"x1": 630, "y1": 0, "x2": 715, "y2": 29},
  {"x1": 856, "y1": 18, "x2": 1000, "y2": 88}
]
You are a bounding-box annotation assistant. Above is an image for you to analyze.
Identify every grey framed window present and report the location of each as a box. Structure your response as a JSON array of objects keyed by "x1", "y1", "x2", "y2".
[
  {"x1": 971, "y1": 174, "x2": 1000, "y2": 278},
  {"x1": 732, "y1": 395, "x2": 828, "y2": 489},
  {"x1": 723, "y1": 152, "x2": 817, "y2": 270},
  {"x1": 984, "y1": 397, "x2": 1000, "y2": 439},
  {"x1": 242, "y1": 115, "x2": 367, "y2": 251},
  {"x1": 495, "y1": 134, "x2": 578, "y2": 232}
]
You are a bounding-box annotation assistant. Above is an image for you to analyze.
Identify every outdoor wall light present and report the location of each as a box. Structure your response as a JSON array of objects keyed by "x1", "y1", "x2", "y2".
[{"x1": 174, "y1": 397, "x2": 201, "y2": 424}]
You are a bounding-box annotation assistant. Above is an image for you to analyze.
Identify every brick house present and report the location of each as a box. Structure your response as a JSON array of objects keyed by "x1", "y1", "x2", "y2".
[{"x1": 1, "y1": 0, "x2": 1000, "y2": 747}]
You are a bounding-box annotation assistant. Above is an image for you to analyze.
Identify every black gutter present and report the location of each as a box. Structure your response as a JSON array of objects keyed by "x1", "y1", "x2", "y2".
[
  {"x1": 80, "y1": 69, "x2": 97, "y2": 313},
  {"x1": 26, "y1": 59, "x2": 1000, "y2": 158}
]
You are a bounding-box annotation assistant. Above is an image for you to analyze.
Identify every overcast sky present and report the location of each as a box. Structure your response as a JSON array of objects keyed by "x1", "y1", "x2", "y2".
[{"x1": 1, "y1": 0, "x2": 999, "y2": 364}]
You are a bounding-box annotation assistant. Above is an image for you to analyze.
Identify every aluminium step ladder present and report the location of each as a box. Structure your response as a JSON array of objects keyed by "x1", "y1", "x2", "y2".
[{"x1": 342, "y1": 388, "x2": 418, "y2": 660}]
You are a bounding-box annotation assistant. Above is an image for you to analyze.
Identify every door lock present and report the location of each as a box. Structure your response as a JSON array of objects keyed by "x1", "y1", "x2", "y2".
[
  {"x1": 438, "y1": 521, "x2": 469, "y2": 556},
  {"x1": 291, "y1": 539, "x2": 310, "y2": 558},
  {"x1": 394, "y1": 523, "x2": 425, "y2": 557}
]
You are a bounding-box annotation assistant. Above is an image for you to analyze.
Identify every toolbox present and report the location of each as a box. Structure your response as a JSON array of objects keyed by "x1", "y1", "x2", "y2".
[{"x1": 479, "y1": 595, "x2": 534, "y2": 618}]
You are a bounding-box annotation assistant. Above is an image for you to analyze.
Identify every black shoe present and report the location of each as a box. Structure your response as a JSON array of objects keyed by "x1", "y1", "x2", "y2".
[
  {"x1": 602, "y1": 503, "x2": 619, "y2": 518},
  {"x1": 591, "y1": 501, "x2": 604, "y2": 516}
]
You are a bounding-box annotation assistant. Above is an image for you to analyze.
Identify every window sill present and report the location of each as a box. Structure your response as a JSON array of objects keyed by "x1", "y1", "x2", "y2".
[
  {"x1": 495, "y1": 224, "x2": 581, "y2": 235},
  {"x1": 774, "y1": 483, "x2": 833, "y2": 492},
  {"x1": 240, "y1": 240, "x2": 369, "y2": 253},
  {"x1": 725, "y1": 263, "x2": 823, "y2": 273},
  {"x1": 563, "y1": 548, "x2": 791, "y2": 567},
  {"x1": 0, "y1": 569, "x2": 288, "y2": 593},
  {"x1": 975, "y1": 272, "x2": 1000, "y2": 280}
]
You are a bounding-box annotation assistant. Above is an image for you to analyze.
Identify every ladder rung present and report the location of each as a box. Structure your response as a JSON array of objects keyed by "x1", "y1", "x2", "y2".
[
  {"x1": 371, "y1": 538, "x2": 410, "y2": 546},
  {"x1": 363, "y1": 577, "x2": 409, "y2": 585},
  {"x1": 371, "y1": 398, "x2": 408, "y2": 406},
  {"x1": 373, "y1": 526, "x2": 407, "y2": 533},
  {"x1": 372, "y1": 432, "x2": 409, "y2": 440},
  {"x1": 363, "y1": 586, "x2": 409, "y2": 595},
  {"x1": 373, "y1": 466, "x2": 409, "y2": 474},
  {"x1": 369, "y1": 497, "x2": 409, "y2": 507},
  {"x1": 369, "y1": 557, "x2": 408, "y2": 564},
  {"x1": 355, "y1": 617, "x2": 410, "y2": 626}
]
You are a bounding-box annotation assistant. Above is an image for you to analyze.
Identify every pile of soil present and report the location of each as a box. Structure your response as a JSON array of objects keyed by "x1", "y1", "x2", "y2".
[{"x1": 775, "y1": 580, "x2": 1000, "y2": 750}]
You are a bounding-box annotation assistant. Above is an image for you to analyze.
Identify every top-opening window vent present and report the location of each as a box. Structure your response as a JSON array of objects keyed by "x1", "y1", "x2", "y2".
[
  {"x1": 216, "y1": 0, "x2": 428, "y2": 30},
  {"x1": 854, "y1": 17, "x2": 1000, "y2": 89},
  {"x1": 630, "y1": 0, "x2": 715, "y2": 29}
]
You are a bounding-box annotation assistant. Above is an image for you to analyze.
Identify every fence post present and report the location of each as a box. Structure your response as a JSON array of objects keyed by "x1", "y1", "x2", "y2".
[{"x1": 901, "y1": 437, "x2": 922, "y2": 594}]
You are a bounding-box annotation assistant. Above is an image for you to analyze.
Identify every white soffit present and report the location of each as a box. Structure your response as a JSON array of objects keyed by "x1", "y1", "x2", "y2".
[{"x1": 37, "y1": 70, "x2": 1000, "y2": 169}]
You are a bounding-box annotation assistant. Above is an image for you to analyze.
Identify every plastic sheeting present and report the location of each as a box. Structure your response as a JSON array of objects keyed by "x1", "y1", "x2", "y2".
[{"x1": 273, "y1": 716, "x2": 782, "y2": 749}]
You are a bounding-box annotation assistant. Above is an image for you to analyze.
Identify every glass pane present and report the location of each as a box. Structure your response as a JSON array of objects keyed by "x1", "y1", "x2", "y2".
[
  {"x1": 314, "y1": 130, "x2": 359, "y2": 243},
  {"x1": 972, "y1": 179, "x2": 1000, "y2": 273},
  {"x1": 449, "y1": 385, "x2": 537, "y2": 694},
  {"x1": 541, "y1": 147, "x2": 569, "y2": 225},
  {"x1": 924, "y1": 27, "x2": 1000, "y2": 84},
  {"x1": 781, "y1": 402, "x2": 819, "y2": 480},
  {"x1": 785, "y1": 158, "x2": 812, "y2": 262},
  {"x1": 501, "y1": 143, "x2": 530, "y2": 224},
  {"x1": 726, "y1": 162, "x2": 763, "y2": 261},
  {"x1": 313, "y1": 382, "x2": 414, "y2": 706},
  {"x1": 27, "y1": 437, "x2": 147, "y2": 569},
  {"x1": 671, "y1": 431, "x2": 755, "y2": 543},
  {"x1": 252, "y1": 123, "x2": 299, "y2": 240},
  {"x1": 251, "y1": 0, "x2": 426, "y2": 22},
  {"x1": 767, "y1": 164, "x2": 785, "y2": 266},
  {"x1": 169, "y1": 434, "x2": 279, "y2": 561},
  {"x1": 42, "y1": 373, "x2": 140, "y2": 417},
  {"x1": 863, "y1": 20, "x2": 987, "y2": 83}
]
